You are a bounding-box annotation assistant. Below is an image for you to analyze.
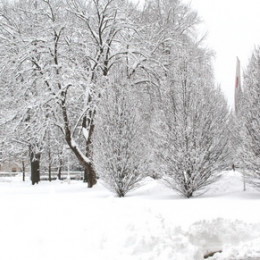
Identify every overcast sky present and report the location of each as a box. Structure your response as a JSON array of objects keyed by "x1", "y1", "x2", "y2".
[{"x1": 183, "y1": 0, "x2": 260, "y2": 108}]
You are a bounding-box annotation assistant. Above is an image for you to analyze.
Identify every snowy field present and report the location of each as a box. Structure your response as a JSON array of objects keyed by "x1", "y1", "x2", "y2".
[{"x1": 0, "y1": 171, "x2": 260, "y2": 260}]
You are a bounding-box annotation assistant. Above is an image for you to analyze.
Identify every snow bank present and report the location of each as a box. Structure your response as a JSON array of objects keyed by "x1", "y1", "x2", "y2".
[
  {"x1": 0, "y1": 171, "x2": 260, "y2": 260},
  {"x1": 92, "y1": 217, "x2": 260, "y2": 260},
  {"x1": 188, "y1": 219, "x2": 260, "y2": 259}
]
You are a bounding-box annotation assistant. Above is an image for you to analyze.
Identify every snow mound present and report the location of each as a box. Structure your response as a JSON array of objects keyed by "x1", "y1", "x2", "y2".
[
  {"x1": 188, "y1": 218, "x2": 260, "y2": 259},
  {"x1": 94, "y1": 217, "x2": 260, "y2": 260}
]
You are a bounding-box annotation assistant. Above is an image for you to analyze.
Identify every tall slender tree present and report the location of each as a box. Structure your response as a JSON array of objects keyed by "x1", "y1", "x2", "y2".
[
  {"x1": 93, "y1": 81, "x2": 149, "y2": 197},
  {"x1": 155, "y1": 37, "x2": 230, "y2": 198},
  {"x1": 238, "y1": 47, "x2": 260, "y2": 189}
]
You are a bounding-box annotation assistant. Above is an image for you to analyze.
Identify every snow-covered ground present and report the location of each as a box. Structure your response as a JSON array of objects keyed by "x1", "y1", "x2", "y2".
[{"x1": 0, "y1": 171, "x2": 260, "y2": 260}]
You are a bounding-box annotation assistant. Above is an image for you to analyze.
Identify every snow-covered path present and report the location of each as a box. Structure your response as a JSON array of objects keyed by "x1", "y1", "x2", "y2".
[{"x1": 0, "y1": 171, "x2": 259, "y2": 260}]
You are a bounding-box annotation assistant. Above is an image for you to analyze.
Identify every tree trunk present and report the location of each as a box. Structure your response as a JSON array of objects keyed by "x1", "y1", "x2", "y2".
[
  {"x1": 61, "y1": 99, "x2": 97, "y2": 187},
  {"x1": 48, "y1": 130, "x2": 52, "y2": 181},
  {"x1": 22, "y1": 161, "x2": 25, "y2": 182},
  {"x1": 83, "y1": 168, "x2": 88, "y2": 183},
  {"x1": 30, "y1": 147, "x2": 41, "y2": 185},
  {"x1": 83, "y1": 115, "x2": 97, "y2": 187},
  {"x1": 67, "y1": 142, "x2": 96, "y2": 187},
  {"x1": 57, "y1": 158, "x2": 62, "y2": 180},
  {"x1": 48, "y1": 163, "x2": 51, "y2": 182},
  {"x1": 85, "y1": 162, "x2": 97, "y2": 188}
]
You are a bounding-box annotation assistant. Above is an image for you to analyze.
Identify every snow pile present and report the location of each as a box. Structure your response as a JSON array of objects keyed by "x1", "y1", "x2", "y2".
[
  {"x1": 92, "y1": 216, "x2": 260, "y2": 260},
  {"x1": 188, "y1": 219, "x2": 260, "y2": 259}
]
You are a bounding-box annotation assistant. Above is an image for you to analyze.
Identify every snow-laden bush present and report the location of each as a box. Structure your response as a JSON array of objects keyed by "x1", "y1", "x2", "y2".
[
  {"x1": 93, "y1": 83, "x2": 149, "y2": 197},
  {"x1": 155, "y1": 38, "x2": 231, "y2": 198}
]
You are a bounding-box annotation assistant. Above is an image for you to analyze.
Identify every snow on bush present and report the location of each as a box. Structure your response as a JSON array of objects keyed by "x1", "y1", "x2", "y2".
[
  {"x1": 154, "y1": 39, "x2": 231, "y2": 198},
  {"x1": 93, "y1": 83, "x2": 149, "y2": 197}
]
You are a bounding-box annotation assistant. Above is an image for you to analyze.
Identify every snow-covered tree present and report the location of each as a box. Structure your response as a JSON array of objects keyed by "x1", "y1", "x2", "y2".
[
  {"x1": 0, "y1": 0, "x2": 48, "y2": 183},
  {"x1": 0, "y1": 0, "x2": 226, "y2": 192},
  {"x1": 0, "y1": 0, "x2": 97, "y2": 185},
  {"x1": 238, "y1": 47, "x2": 260, "y2": 189},
  {"x1": 155, "y1": 37, "x2": 230, "y2": 198},
  {"x1": 93, "y1": 82, "x2": 148, "y2": 197}
]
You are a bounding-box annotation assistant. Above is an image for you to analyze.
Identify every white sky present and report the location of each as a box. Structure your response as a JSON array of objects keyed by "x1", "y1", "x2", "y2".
[{"x1": 183, "y1": 0, "x2": 260, "y2": 108}]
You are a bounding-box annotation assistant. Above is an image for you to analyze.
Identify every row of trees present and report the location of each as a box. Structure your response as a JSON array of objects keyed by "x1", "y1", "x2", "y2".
[
  {"x1": 0, "y1": 0, "x2": 233, "y2": 197},
  {"x1": 234, "y1": 47, "x2": 260, "y2": 190}
]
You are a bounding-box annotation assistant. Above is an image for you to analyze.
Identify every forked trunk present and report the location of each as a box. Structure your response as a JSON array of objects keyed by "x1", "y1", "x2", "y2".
[{"x1": 62, "y1": 99, "x2": 97, "y2": 187}]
